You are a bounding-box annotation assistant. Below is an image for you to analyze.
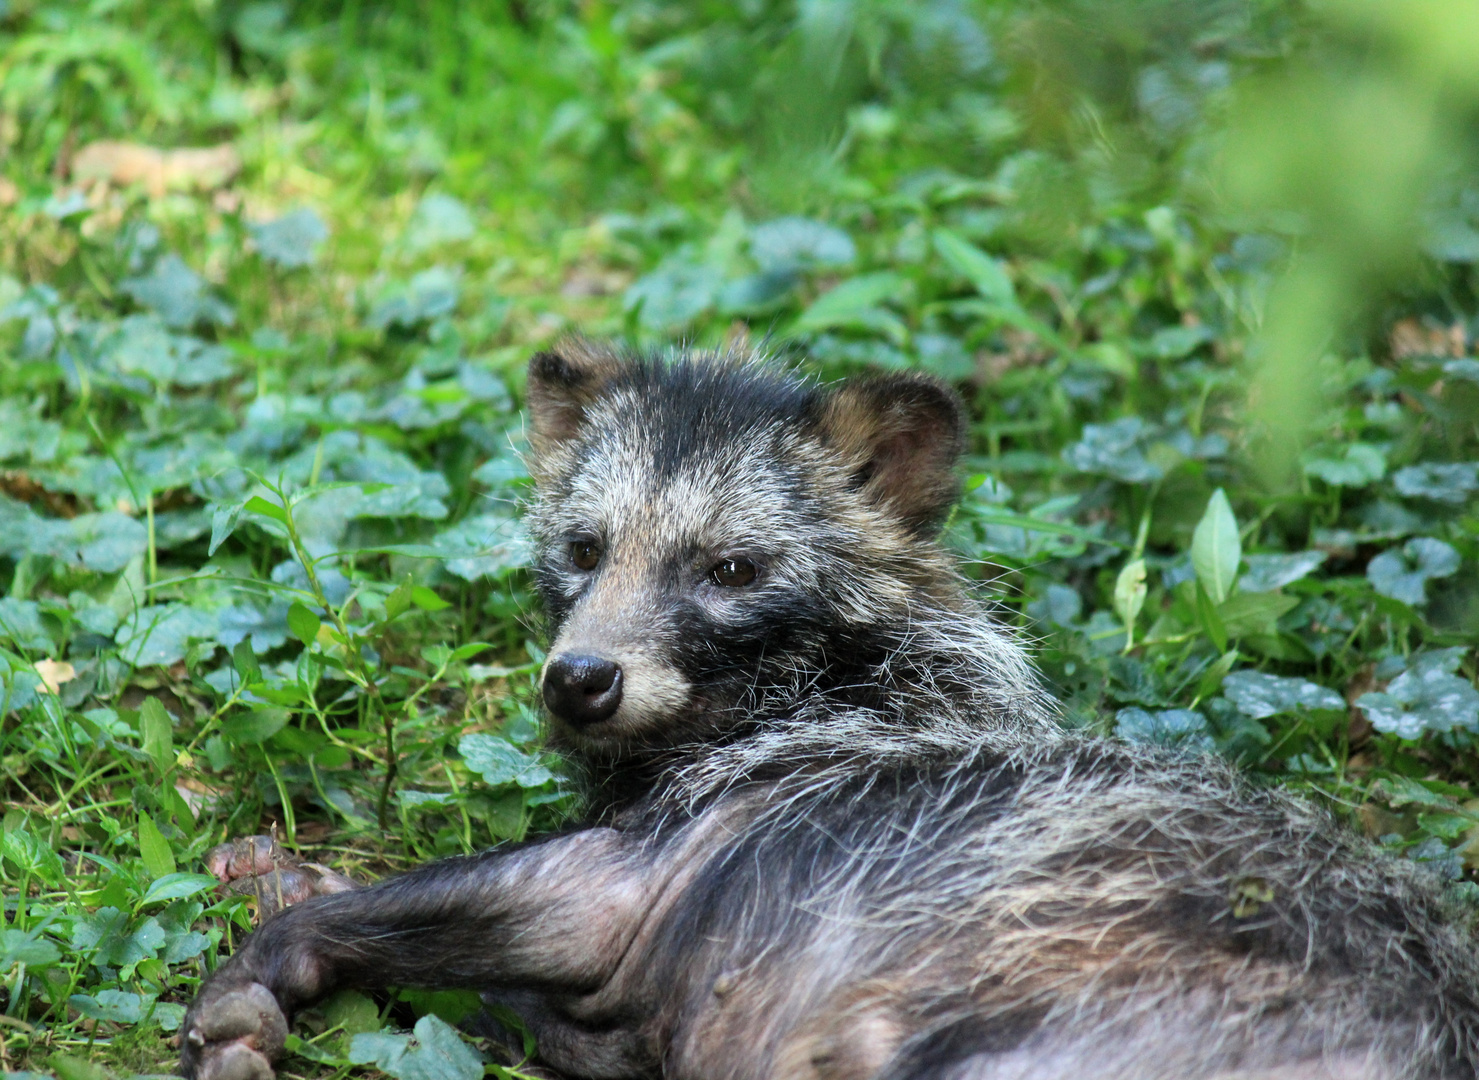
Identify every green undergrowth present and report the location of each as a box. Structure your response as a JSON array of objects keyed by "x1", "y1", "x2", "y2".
[{"x1": 2, "y1": 1, "x2": 1479, "y2": 1077}]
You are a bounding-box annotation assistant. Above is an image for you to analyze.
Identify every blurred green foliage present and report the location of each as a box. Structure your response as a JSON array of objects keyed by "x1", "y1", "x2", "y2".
[{"x1": 2, "y1": 0, "x2": 1479, "y2": 1075}]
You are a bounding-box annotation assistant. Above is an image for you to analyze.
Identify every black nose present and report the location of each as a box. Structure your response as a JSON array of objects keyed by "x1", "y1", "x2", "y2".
[{"x1": 542, "y1": 653, "x2": 623, "y2": 727}]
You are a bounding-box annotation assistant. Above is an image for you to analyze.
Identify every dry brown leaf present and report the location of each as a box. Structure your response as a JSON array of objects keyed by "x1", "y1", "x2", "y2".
[
  {"x1": 1389, "y1": 317, "x2": 1466, "y2": 360},
  {"x1": 70, "y1": 141, "x2": 241, "y2": 196},
  {"x1": 34, "y1": 659, "x2": 77, "y2": 695}
]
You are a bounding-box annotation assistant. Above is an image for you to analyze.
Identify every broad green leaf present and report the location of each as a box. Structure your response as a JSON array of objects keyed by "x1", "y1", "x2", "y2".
[
  {"x1": 233, "y1": 638, "x2": 262, "y2": 684},
  {"x1": 222, "y1": 706, "x2": 290, "y2": 745},
  {"x1": 140, "y1": 872, "x2": 218, "y2": 906},
  {"x1": 750, "y1": 217, "x2": 855, "y2": 271},
  {"x1": 1217, "y1": 591, "x2": 1299, "y2": 639},
  {"x1": 1191, "y1": 489, "x2": 1240, "y2": 605},
  {"x1": 244, "y1": 495, "x2": 289, "y2": 524},
  {"x1": 410, "y1": 586, "x2": 450, "y2": 611},
  {"x1": 116, "y1": 604, "x2": 218, "y2": 668},
  {"x1": 932, "y1": 228, "x2": 1017, "y2": 307},
  {"x1": 1, "y1": 926, "x2": 61, "y2": 971},
  {"x1": 137, "y1": 816, "x2": 176, "y2": 878},
  {"x1": 385, "y1": 581, "x2": 414, "y2": 622},
  {"x1": 405, "y1": 194, "x2": 473, "y2": 251},
  {"x1": 792, "y1": 272, "x2": 910, "y2": 339},
  {"x1": 1062, "y1": 418, "x2": 1162, "y2": 483},
  {"x1": 139, "y1": 696, "x2": 175, "y2": 775},
  {"x1": 1195, "y1": 583, "x2": 1228, "y2": 653},
  {"x1": 208, "y1": 501, "x2": 245, "y2": 556},
  {"x1": 449, "y1": 642, "x2": 493, "y2": 662},
  {"x1": 287, "y1": 602, "x2": 322, "y2": 647},
  {"x1": 1239, "y1": 551, "x2": 1326, "y2": 593},
  {"x1": 0, "y1": 828, "x2": 66, "y2": 886}
]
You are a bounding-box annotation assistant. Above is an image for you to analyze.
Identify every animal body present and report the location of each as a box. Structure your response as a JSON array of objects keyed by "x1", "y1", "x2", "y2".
[{"x1": 182, "y1": 344, "x2": 1479, "y2": 1080}]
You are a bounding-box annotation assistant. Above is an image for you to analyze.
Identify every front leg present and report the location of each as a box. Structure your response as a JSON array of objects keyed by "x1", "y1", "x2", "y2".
[{"x1": 181, "y1": 828, "x2": 658, "y2": 1080}]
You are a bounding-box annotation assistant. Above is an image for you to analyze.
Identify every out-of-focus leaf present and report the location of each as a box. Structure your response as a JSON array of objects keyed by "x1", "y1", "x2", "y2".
[
  {"x1": 792, "y1": 272, "x2": 911, "y2": 342},
  {"x1": 251, "y1": 207, "x2": 329, "y2": 268},
  {"x1": 405, "y1": 193, "x2": 474, "y2": 251},
  {"x1": 0, "y1": 927, "x2": 61, "y2": 971},
  {"x1": 624, "y1": 260, "x2": 724, "y2": 332},
  {"x1": 1366, "y1": 537, "x2": 1461, "y2": 605},
  {"x1": 1303, "y1": 443, "x2": 1387, "y2": 487},
  {"x1": 0, "y1": 598, "x2": 51, "y2": 651},
  {"x1": 750, "y1": 217, "x2": 854, "y2": 271},
  {"x1": 368, "y1": 266, "x2": 461, "y2": 330},
  {"x1": 1221, "y1": 670, "x2": 1344, "y2": 719},
  {"x1": 1062, "y1": 418, "x2": 1163, "y2": 483},
  {"x1": 119, "y1": 254, "x2": 234, "y2": 328},
  {"x1": 1239, "y1": 551, "x2": 1327, "y2": 592},
  {"x1": 1392, "y1": 462, "x2": 1479, "y2": 503},
  {"x1": 932, "y1": 228, "x2": 1016, "y2": 307},
  {"x1": 115, "y1": 604, "x2": 217, "y2": 668},
  {"x1": 139, "y1": 696, "x2": 175, "y2": 775}
]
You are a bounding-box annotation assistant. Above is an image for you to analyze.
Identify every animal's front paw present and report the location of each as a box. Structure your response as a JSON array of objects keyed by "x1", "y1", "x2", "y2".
[
  {"x1": 179, "y1": 981, "x2": 287, "y2": 1080},
  {"x1": 205, "y1": 835, "x2": 357, "y2": 919}
]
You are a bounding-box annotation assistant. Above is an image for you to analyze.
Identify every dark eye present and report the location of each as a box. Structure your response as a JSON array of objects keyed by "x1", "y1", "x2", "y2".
[
  {"x1": 570, "y1": 540, "x2": 602, "y2": 571},
  {"x1": 710, "y1": 558, "x2": 757, "y2": 588}
]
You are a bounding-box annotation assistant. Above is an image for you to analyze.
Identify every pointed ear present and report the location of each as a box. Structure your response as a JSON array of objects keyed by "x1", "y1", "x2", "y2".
[
  {"x1": 819, "y1": 373, "x2": 968, "y2": 533},
  {"x1": 525, "y1": 339, "x2": 624, "y2": 456}
]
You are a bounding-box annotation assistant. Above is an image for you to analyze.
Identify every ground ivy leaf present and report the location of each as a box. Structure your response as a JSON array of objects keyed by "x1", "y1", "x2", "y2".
[
  {"x1": 71, "y1": 908, "x2": 166, "y2": 972},
  {"x1": 1366, "y1": 537, "x2": 1461, "y2": 605},
  {"x1": 459, "y1": 733, "x2": 554, "y2": 788},
  {"x1": 367, "y1": 266, "x2": 461, "y2": 330},
  {"x1": 1114, "y1": 708, "x2": 1213, "y2": 750},
  {"x1": 1392, "y1": 462, "x2": 1479, "y2": 503},
  {"x1": 1221, "y1": 670, "x2": 1344, "y2": 719},
  {"x1": 69, "y1": 989, "x2": 150, "y2": 1024},
  {"x1": 349, "y1": 1015, "x2": 484, "y2": 1080},
  {"x1": 1239, "y1": 551, "x2": 1326, "y2": 593}
]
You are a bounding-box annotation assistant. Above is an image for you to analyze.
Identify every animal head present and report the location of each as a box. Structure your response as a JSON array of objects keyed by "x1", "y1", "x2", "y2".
[{"x1": 523, "y1": 340, "x2": 968, "y2": 760}]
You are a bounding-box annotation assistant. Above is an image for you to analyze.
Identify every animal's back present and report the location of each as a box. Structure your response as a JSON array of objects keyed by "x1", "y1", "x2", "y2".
[{"x1": 624, "y1": 741, "x2": 1479, "y2": 1080}]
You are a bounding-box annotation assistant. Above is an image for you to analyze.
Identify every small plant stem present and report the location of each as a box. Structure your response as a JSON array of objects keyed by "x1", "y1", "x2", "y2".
[{"x1": 273, "y1": 485, "x2": 398, "y2": 830}]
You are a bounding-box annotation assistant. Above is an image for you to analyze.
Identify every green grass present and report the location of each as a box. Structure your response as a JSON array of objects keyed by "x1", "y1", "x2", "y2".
[{"x1": 2, "y1": 1, "x2": 1479, "y2": 1077}]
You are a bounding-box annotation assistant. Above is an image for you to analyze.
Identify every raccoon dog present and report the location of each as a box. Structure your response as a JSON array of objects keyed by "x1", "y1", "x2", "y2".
[{"x1": 182, "y1": 344, "x2": 1479, "y2": 1080}]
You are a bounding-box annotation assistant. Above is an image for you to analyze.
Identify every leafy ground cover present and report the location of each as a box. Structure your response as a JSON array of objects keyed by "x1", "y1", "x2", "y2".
[{"x1": 2, "y1": 1, "x2": 1479, "y2": 1077}]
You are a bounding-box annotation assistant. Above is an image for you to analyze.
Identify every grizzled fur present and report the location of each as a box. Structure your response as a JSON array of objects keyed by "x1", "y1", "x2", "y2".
[{"x1": 181, "y1": 344, "x2": 1479, "y2": 1080}]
